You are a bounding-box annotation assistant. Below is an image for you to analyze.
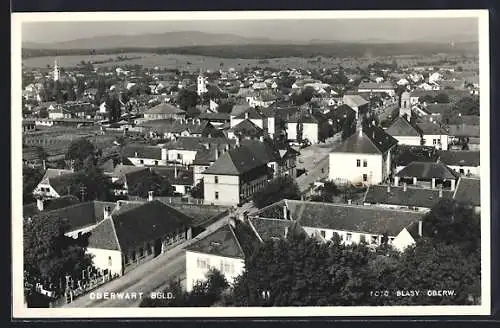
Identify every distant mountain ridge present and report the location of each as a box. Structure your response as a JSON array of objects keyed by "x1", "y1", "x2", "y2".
[{"x1": 23, "y1": 30, "x2": 478, "y2": 50}]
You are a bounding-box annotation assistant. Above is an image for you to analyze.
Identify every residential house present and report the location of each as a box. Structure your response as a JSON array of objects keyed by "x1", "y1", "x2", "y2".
[
  {"x1": 87, "y1": 199, "x2": 193, "y2": 276},
  {"x1": 185, "y1": 223, "x2": 246, "y2": 292},
  {"x1": 23, "y1": 195, "x2": 80, "y2": 220},
  {"x1": 228, "y1": 119, "x2": 265, "y2": 141},
  {"x1": 32, "y1": 168, "x2": 78, "y2": 200},
  {"x1": 122, "y1": 144, "x2": 165, "y2": 166},
  {"x1": 342, "y1": 95, "x2": 369, "y2": 119},
  {"x1": 448, "y1": 124, "x2": 480, "y2": 151},
  {"x1": 199, "y1": 112, "x2": 231, "y2": 128},
  {"x1": 329, "y1": 125, "x2": 398, "y2": 185},
  {"x1": 110, "y1": 165, "x2": 151, "y2": 196},
  {"x1": 143, "y1": 103, "x2": 186, "y2": 121},
  {"x1": 416, "y1": 122, "x2": 449, "y2": 149},
  {"x1": 392, "y1": 145, "x2": 438, "y2": 173},
  {"x1": 201, "y1": 143, "x2": 272, "y2": 206},
  {"x1": 363, "y1": 183, "x2": 453, "y2": 212},
  {"x1": 286, "y1": 109, "x2": 321, "y2": 145},
  {"x1": 163, "y1": 137, "x2": 235, "y2": 166},
  {"x1": 252, "y1": 199, "x2": 424, "y2": 252},
  {"x1": 385, "y1": 117, "x2": 422, "y2": 146},
  {"x1": 230, "y1": 107, "x2": 275, "y2": 138},
  {"x1": 437, "y1": 150, "x2": 480, "y2": 177},
  {"x1": 151, "y1": 166, "x2": 195, "y2": 195},
  {"x1": 394, "y1": 161, "x2": 460, "y2": 190}
]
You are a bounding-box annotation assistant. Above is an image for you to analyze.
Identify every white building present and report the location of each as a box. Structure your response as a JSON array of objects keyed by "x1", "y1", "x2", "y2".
[
  {"x1": 185, "y1": 224, "x2": 246, "y2": 292},
  {"x1": 329, "y1": 125, "x2": 398, "y2": 185},
  {"x1": 197, "y1": 72, "x2": 208, "y2": 96},
  {"x1": 385, "y1": 117, "x2": 422, "y2": 146},
  {"x1": 437, "y1": 150, "x2": 480, "y2": 177},
  {"x1": 416, "y1": 122, "x2": 449, "y2": 150}
]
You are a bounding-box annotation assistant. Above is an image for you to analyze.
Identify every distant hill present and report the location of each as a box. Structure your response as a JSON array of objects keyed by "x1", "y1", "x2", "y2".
[{"x1": 22, "y1": 31, "x2": 298, "y2": 50}]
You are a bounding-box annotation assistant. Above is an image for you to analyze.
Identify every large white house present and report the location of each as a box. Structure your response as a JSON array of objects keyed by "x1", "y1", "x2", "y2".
[{"x1": 329, "y1": 125, "x2": 398, "y2": 185}]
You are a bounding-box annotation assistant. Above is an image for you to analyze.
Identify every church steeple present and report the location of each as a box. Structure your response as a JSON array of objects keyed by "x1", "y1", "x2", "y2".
[
  {"x1": 197, "y1": 69, "x2": 207, "y2": 96},
  {"x1": 53, "y1": 58, "x2": 60, "y2": 82}
]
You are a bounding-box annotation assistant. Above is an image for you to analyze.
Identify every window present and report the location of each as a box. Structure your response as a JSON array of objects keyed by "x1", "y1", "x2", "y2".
[
  {"x1": 154, "y1": 160, "x2": 158, "y2": 166},
  {"x1": 389, "y1": 237, "x2": 395, "y2": 243},
  {"x1": 459, "y1": 168, "x2": 464, "y2": 174},
  {"x1": 139, "y1": 160, "x2": 144, "y2": 164},
  {"x1": 371, "y1": 235, "x2": 379, "y2": 245},
  {"x1": 215, "y1": 192, "x2": 219, "y2": 200},
  {"x1": 433, "y1": 139, "x2": 437, "y2": 145},
  {"x1": 356, "y1": 159, "x2": 361, "y2": 167},
  {"x1": 177, "y1": 153, "x2": 182, "y2": 160},
  {"x1": 108, "y1": 256, "x2": 112, "y2": 266},
  {"x1": 320, "y1": 230, "x2": 326, "y2": 238},
  {"x1": 197, "y1": 258, "x2": 209, "y2": 269},
  {"x1": 346, "y1": 233, "x2": 352, "y2": 242},
  {"x1": 363, "y1": 174, "x2": 368, "y2": 182},
  {"x1": 360, "y1": 235, "x2": 366, "y2": 243},
  {"x1": 363, "y1": 160, "x2": 367, "y2": 167},
  {"x1": 214, "y1": 176, "x2": 219, "y2": 184}
]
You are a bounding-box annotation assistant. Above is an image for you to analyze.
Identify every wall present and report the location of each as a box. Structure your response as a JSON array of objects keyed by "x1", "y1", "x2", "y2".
[
  {"x1": 203, "y1": 173, "x2": 240, "y2": 205},
  {"x1": 127, "y1": 157, "x2": 166, "y2": 167},
  {"x1": 302, "y1": 226, "x2": 394, "y2": 247},
  {"x1": 193, "y1": 165, "x2": 209, "y2": 184},
  {"x1": 392, "y1": 228, "x2": 416, "y2": 252},
  {"x1": 86, "y1": 248, "x2": 123, "y2": 276},
  {"x1": 421, "y1": 134, "x2": 449, "y2": 149},
  {"x1": 167, "y1": 149, "x2": 198, "y2": 165},
  {"x1": 231, "y1": 117, "x2": 264, "y2": 129},
  {"x1": 329, "y1": 152, "x2": 384, "y2": 185},
  {"x1": 303, "y1": 123, "x2": 319, "y2": 144},
  {"x1": 185, "y1": 251, "x2": 245, "y2": 292},
  {"x1": 33, "y1": 182, "x2": 61, "y2": 199},
  {"x1": 394, "y1": 136, "x2": 421, "y2": 146}
]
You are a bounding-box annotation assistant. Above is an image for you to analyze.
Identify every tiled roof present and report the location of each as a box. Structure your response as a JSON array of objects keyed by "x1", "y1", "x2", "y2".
[
  {"x1": 416, "y1": 122, "x2": 447, "y2": 135},
  {"x1": 111, "y1": 164, "x2": 148, "y2": 179},
  {"x1": 343, "y1": 95, "x2": 369, "y2": 107},
  {"x1": 185, "y1": 224, "x2": 245, "y2": 259},
  {"x1": 255, "y1": 199, "x2": 423, "y2": 236},
  {"x1": 456, "y1": 115, "x2": 480, "y2": 126},
  {"x1": 453, "y1": 177, "x2": 480, "y2": 206},
  {"x1": 393, "y1": 145, "x2": 438, "y2": 167},
  {"x1": 386, "y1": 117, "x2": 421, "y2": 137},
  {"x1": 87, "y1": 218, "x2": 121, "y2": 251},
  {"x1": 423, "y1": 104, "x2": 452, "y2": 116},
  {"x1": 163, "y1": 137, "x2": 234, "y2": 151},
  {"x1": 34, "y1": 201, "x2": 116, "y2": 232},
  {"x1": 231, "y1": 119, "x2": 264, "y2": 137},
  {"x1": 23, "y1": 195, "x2": 81, "y2": 218},
  {"x1": 358, "y1": 82, "x2": 394, "y2": 90},
  {"x1": 437, "y1": 150, "x2": 480, "y2": 167},
  {"x1": 110, "y1": 200, "x2": 193, "y2": 251},
  {"x1": 122, "y1": 144, "x2": 162, "y2": 160},
  {"x1": 99, "y1": 158, "x2": 116, "y2": 174},
  {"x1": 331, "y1": 126, "x2": 398, "y2": 154},
  {"x1": 448, "y1": 124, "x2": 480, "y2": 137},
  {"x1": 40, "y1": 168, "x2": 74, "y2": 183},
  {"x1": 363, "y1": 184, "x2": 454, "y2": 208},
  {"x1": 47, "y1": 172, "x2": 83, "y2": 196},
  {"x1": 396, "y1": 161, "x2": 460, "y2": 179},
  {"x1": 145, "y1": 103, "x2": 185, "y2": 115},
  {"x1": 248, "y1": 217, "x2": 296, "y2": 240},
  {"x1": 231, "y1": 104, "x2": 252, "y2": 117},
  {"x1": 199, "y1": 112, "x2": 231, "y2": 121},
  {"x1": 203, "y1": 142, "x2": 270, "y2": 176},
  {"x1": 122, "y1": 169, "x2": 155, "y2": 191}
]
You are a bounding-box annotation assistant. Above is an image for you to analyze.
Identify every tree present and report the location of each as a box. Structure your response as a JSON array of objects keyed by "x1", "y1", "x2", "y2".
[
  {"x1": 106, "y1": 95, "x2": 122, "y2": 122},
  {"x1": 341, "y1": 114, "x2": 356, "y2": 140},
  {"x1": 311, "y1": 181, "x2": 339, "y2": 203},
  {"x1": 38, "y1": 108, "x2": 49, "y2": 119},
  {"x1": 252, "y1": 176, "x2": 301, "y2": 209},
  {"x1": 453, "y1": 96, "x2": 480, "y2": 116},
  {"x1": 24, "y1": 215, "x2": 93, "y2": 296},
  {"x1": 65, "y1": 138, "x2": 97, "y2": 171},
  {"x1": 318, "y1": 121, "x2": 334, "y2": 143},
  {"x1": 190, "y1": 180, "x2": 204, "y2": 199},
  {"x1": 128, "y1": 172, "x2": 175, "y2": 198},
  {"x1": 176, "y1": 89, "x2": 199, "y2": 111},
  {"x1": 76, "y1": 78, "x2": 86, "y2": 98},
  {"x1": 23, "y1": 166, "x2": 44, "y2": 203},
  {"x1": 65, "y1": 82, "x2": 77, "y2": 102}
]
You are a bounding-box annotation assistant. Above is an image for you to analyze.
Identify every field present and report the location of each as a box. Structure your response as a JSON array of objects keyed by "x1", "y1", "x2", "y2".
[{"x1": 22, "y1": 52, "x2": 478, "y2": 73}]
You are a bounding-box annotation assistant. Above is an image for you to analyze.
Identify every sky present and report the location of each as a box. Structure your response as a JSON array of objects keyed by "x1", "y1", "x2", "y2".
[{"x1": 22, "y1": 17, "x2": 478, "y2": 43}]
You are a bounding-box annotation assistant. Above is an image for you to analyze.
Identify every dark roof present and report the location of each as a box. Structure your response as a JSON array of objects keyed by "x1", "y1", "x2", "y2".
[
  {"x1": 437, "y1": 150, "x2": 480, "y2": 167},
  {"x1": 231, "y1": 119, "x2": 264, "y2": 137},
  {"x1": 364, "y1": 184, "x2": 454, "y2": 208},
  {"x1": 448, "y1": 124, "x2": 480, "y2": 137},
  {"x1": 234, "y1": 107, "x2": 266, "y2": 120},
  {"x1": 386, "y1": 117, "x2": 421, "y2": 137},
  {"x1": 23, "y1": 195, "x2": 80, "y2": 218},
  {"x1": 40, "y1": 168, "x2": 74, "y2": 183},
  {"x1": 99, "y1": 158, "x2": 116, "y2": 174},
  {"x1": 34, "y1": 201, "x2": 116, "y2": 232},
  {"x1": 248, "y1": 217, "x2": 296, "y2": 241},
  {"x1": 423, "y1": 104, "x2": 452, "y2": 116},
  {"x1": 164, "y1": 137, "x2": 234, "y2": 151},
  {"x1": 203, "y1": 142, "x2": 270, "y2": 175},
  {"x1": 358, "y1": 82, "x2": 394, "y2": 90},
  {"x1": 185, "y1": 224, "x2": 245, "y2": 259},
  {"x1": 331, "y1": 126, "x2": 398, "y2": 154},
  {"x1": 396, "y1": 161, "x2": 460, "y2": 179},
  {"x1": 255, "y1": 199, "x2": 423, "y2": 236},
  {"x1": 199, "y1": 112, "x2": 231, "y2": 121},
  {"x1": 109, "y1": 200, "x2": 193, "y2": 251},
  {"x1": 453, "y1": 177, "x2": 480, "y2": 206},
  {"x1": 456, "y1": 115, "x2": 480, "y2": 126},
  {"x1": 145, "y1": 103, "x2": 185, "y2": 115},
  {"x1": 325, "y1": 104, "x2": 356, "y2": 120},
  {"x1": 122, "y1": 144, "x2": 162, "y2": 160},
  {"x1": 111, "y1": 164, "x2": 148, "y2": 179},
  {"x1": 393, "y1": 145, "x2": 438, "y2": 167},
  {"x1": 416, "y1": 122, "x2": 447, "y2": 135},
  {"x1": 47, "y1": 172, "x2": 82, "y2": 196},
  {"x1": 231, "y1": 104, "x2": 252, "y2": 117}
]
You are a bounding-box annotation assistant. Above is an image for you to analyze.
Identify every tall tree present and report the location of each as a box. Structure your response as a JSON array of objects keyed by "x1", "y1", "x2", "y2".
[
  {"x1": 176, "y1": 89, "x2": 199, "y2": 111},
  {"x1": 127, "y1": 171, "x2": 175, "y2": 198},
  {"x1": 23, "y1": 166, "x2": 44, "y2": 203},
  {"x1": 65, "y1": 138, "x2": 97, "y2": 171},
  {"x1": 252, "y1": 176, "x2": 301, "y2": 209}
]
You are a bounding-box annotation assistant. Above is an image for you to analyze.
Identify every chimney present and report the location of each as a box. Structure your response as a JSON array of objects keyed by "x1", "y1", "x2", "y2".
[
  {"x1": 245, "y1": 112, "x2": 249, "y2": 120},
  {"x1": 215, "y1": 148, "x2": 219, "y2": 160},
  {"x1": 42, "y1": 160, "x2": 46, "y2": 170},
  {"x1": 283, "y1": 201, "x2": 288, "y2": 219},
  {"x1": 104, "y1": 206, "x2": 111, "y2": 220},
  {"x1": 259, "y1": 136, "x2": 264, "y2": 142},
  {"x1": 439, "y1": 186, "x2": 443, "y2": 198},
  {"x1": 36, "y1": 198, "x2": 44, "y2": 211},
  {"x1": 418, "y1": 220, "x2": 423, "y2": 237},
  {"x1": 386, "y1": 184, "x2": 391, "y2": 193},
  {"x1": 403, "y1": 182, "x2": 407, "y2": 192},
  {"x1": 174, "y1": 165, "x2": 178, "y2": 179},
  {"x1": 148, "y1": 190, "x2": 154, "y2": 201}
]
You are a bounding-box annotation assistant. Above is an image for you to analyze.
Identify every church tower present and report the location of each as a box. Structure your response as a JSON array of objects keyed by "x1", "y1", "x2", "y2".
[
  {"x1": 399, "y1": 91, "x2": 411, "y2": 119},
  {"x1": 53, "y1": 59, "x2": 60, "y2": 82},
  {"x1": 197, "y1": 70, "x2": 208, "y2": 96}
]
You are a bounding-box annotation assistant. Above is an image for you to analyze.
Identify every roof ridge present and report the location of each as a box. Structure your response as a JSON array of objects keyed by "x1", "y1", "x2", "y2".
[
  {"x1": 107, "y1": 216, "x2": 122, "y2": 252},
  {"x1": 228, "y1": 223, "x2": 247, "y2": 257},
  {"x1": 286, "y1": 199, "x2": 425, "y2": 214}
]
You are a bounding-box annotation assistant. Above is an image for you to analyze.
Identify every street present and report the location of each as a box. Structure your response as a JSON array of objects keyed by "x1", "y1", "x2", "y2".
[{"x1": 62, "y1": 202, "x2": 256, "y2": 308}]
